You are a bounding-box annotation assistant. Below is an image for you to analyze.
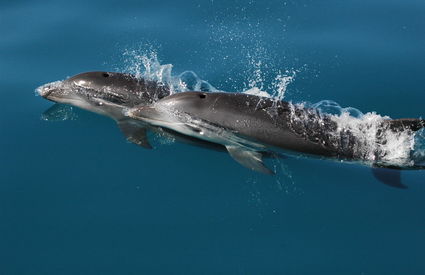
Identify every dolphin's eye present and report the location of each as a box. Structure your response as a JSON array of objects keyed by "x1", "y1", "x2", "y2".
[
  {"x1": 102, "y1": 73, "x2": 109, "y2": 78},
  {"x1": 199, "y1": 93, "x2": 206, "y2": 99}
]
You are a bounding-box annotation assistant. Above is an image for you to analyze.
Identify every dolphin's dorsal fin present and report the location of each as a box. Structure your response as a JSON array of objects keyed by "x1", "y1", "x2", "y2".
[
  {"x1": 384, "y1": 119, "x2": 425, "y2": 132},
  {"x1": 226, "y1": 145, "x2": 274, "y2": 175},
  {"x1": 117, "y1": 120, "x2": 152, "y2": 149}
]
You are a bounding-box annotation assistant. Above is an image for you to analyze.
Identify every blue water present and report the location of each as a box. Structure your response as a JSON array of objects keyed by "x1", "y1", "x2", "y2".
[{"x1": 1, "y1": 0, "x2": 425, "y2": 274}]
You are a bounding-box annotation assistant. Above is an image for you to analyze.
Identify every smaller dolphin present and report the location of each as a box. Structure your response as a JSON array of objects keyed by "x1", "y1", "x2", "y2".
[
  {"x1": 126, "y1": 91, "x2": 425, "y2": 179},
  {"x1": 37, "y1": 71, "x2": 171, "y2": 148}
]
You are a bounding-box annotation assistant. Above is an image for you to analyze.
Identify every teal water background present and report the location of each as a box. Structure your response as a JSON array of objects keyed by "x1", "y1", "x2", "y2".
[{"x1": 1, "y1": 0, "x2": 425, "y2": 274}]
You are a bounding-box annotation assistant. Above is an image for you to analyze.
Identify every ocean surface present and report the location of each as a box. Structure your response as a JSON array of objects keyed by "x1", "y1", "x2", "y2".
[{"x1": 1, "y1": 0, "x2": 425, "y2": 274}]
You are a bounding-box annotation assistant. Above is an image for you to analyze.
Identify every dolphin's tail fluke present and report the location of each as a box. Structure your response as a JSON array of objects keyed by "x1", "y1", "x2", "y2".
[{"x1": 384, "y1": 118, "x2": 425, "y2": 132}]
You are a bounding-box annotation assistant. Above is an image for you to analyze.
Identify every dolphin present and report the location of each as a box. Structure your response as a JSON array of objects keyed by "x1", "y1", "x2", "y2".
[
  {"x1": 37, "y1": 71, "x2": 229, "y2": 150},
  {"x1": 37, "y1": 71, "x2": 171, "y2": 148},
  {"x1": 127, "y1": 91, "x2": 425, "y2": 179}
]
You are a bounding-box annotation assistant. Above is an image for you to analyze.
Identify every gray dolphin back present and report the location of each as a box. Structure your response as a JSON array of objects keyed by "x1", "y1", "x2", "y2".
[{"x1": 155, "y1": 92, "x2": 341, "y2": 157}]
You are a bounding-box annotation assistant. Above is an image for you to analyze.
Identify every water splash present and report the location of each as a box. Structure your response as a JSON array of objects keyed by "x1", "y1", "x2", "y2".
[
  {"x1": 306, "y1": 100, "x2": 417, "y2": 165},
  {"x1": 412, "y1": 128, "x2": 425, "y2": 164},
  {"x1": 122, "y1": 50, "x2": 173, "y2": 87},
  {"x1": 312, "y1": 100, "x2": 364, "y2": 118},
  {"x1": 122, "y1": 49, "x2": 218, "y2": 94},
  {"x1": 271, "y1": 70, "x2": 296, "y2": 101},
  {"x1": 178, "y1": 71, "x2": 218, "y2": 92},
  {"x1": 246, "y1": 59, "x2": 266, "y2": 91},
  {"x1": 291, "y1": 101, "x2": 419, "y2": 167},
  {"x1": 331, "y1": 111, "x2": 415, "y2": 165},
  {"x1": 243, "y1": 87, "x2": 271, "y2": 98},
  {"x1": 242, "y1": 52, "x2": 297, "y2": 100},
  {"x1": 121, "y1": 47, "x2": 298, "y2": 102}
]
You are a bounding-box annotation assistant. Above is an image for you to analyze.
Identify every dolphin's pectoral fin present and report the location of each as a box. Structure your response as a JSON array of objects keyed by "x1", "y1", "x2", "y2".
[
  {"x1": 226, "y1": 145, "x2": 274, "y2": 175},
  {"x1": 117, "y1": 121, "x2": 152, "y2": 149},
  {"x1": 371, "y1": 166, "x2": 407, "y2": 189}
]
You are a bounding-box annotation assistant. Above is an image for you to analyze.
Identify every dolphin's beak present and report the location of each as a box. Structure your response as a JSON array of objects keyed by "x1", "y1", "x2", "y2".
[
  {"x1": 36, "y1": 84, "x2": 53, "y2": 98},
  {"x1": 36, "y1": 81, "x2": 63, "y2": 99}
]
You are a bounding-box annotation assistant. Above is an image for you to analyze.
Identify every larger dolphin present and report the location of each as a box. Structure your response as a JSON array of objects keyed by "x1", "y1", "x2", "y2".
[
  {"x1": 127, "y1": 91, "x2": 425, "y2": 174},
  {"x1": 37, "y1": 71, "x2": 170, "y2": 148}
]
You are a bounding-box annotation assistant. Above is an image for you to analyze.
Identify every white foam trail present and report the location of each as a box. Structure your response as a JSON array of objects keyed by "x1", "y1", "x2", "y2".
[
  {"x1": 307, "y1": 100, "x2": 418, "y2": 165},
  {"x1": 331, "y1": 112, "x2": 415, "y2": 165}
]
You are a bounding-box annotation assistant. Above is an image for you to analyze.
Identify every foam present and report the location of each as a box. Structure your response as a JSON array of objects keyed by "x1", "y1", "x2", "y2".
[{"x1": 330, "y1": 111, "x2": 415, "y2": 165}]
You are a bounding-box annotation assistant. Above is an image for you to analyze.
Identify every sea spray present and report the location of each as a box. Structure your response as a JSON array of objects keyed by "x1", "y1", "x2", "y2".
[
  {"x1": 122, "y1": 50, "x2": 218, "y2": 94},
  {"x1": 271, "y1": 70, "x2": 296, "y2": 101},
  {"x1": 412, "y1": 128, "x2": 425, "y2": 164}
]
